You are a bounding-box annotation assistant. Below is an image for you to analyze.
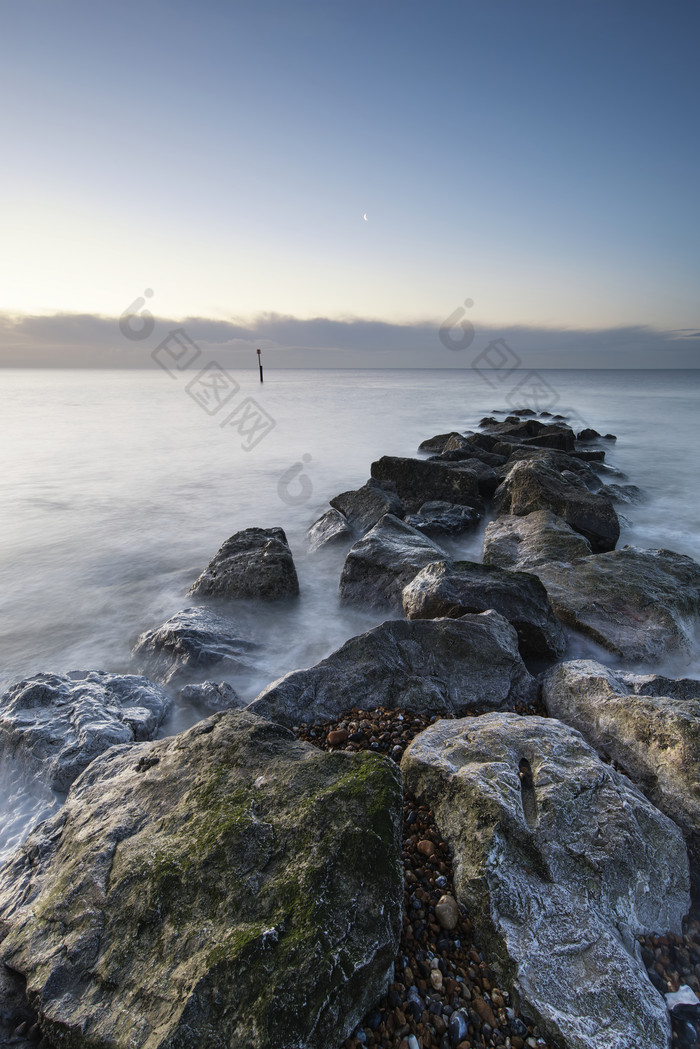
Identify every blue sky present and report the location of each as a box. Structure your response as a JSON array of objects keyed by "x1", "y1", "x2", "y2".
[{"x1": 1, "y1": 0, "x2": 698, "y2": 363}]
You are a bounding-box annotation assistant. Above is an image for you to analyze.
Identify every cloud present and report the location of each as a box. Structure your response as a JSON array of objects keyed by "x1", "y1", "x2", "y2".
[{"x1": 0, "y1": 311, "x2": 698, "y2": 369}]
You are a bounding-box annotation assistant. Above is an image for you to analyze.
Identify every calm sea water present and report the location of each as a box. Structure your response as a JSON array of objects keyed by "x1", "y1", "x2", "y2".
[{"x1": 1, "y1": 367, "x2": 699, "y2": 856}]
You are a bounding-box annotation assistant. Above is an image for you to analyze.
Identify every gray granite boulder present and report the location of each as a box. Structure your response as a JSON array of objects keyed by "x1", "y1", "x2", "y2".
[
  {"x1": 483, "y1": 510, "x2": 593, "y2": 571},
  {"x1": 543, "y1": 659, "x2": 700, "y2": 896},
  {"x1": 178, "y1": 680, "x2": 245, "y2": 713},
  {"x1": 189, "y1": 526, "x2": 299, "y2": 600},
  {"x1": 402, "y1": 713, "x2": 689, "y2": 1049},
  {"x1": 132, "y1": 606, "x2": 259, "y2": 685},
  {"x1": 0, "y1": 711, "x2": 403, "y2": 1049},
  {"x1": 403, "y1": 501, "x2": 481, "y2": 537},
  {"x1": 493, "y1": 459, "x2": 619, "y2": 553},
  {"x1": 0, "y1": 671, "x2": 171, "y2": 794},
  {"x1": 248, "y1": 611, "x2": 537, "y2": 728},
  {"x1": 402, "y1": 560, "x2": 566, "y2": 660},
  {"x1": 535, "y1": 546, "x2": 700, "y2": 662},
  {"x1": 370, "y1": 456, "x2": 483, "y2": 514},
  {"x1": 307, "y1": 507, "x2": 354, "y2": 551},
  {"x1": 339, "y1": 514, "x2": 448, "y2": 610},
  {"x1": 329, "y1": 478, "x2": 405, "y2": 535}
]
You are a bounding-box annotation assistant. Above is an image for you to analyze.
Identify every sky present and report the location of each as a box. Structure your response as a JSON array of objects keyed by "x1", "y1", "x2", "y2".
[{"x1": 0, "y1": 0, "x2": 698, "y2": 366}]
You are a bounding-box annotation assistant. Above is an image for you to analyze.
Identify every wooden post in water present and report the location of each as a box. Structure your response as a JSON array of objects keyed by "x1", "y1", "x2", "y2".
[{"x1": 256, "y1": 348, "x2": 263, "y2": 383}]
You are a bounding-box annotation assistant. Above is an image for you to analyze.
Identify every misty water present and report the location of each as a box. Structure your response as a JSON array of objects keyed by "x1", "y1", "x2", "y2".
[{"x1": 1, "y1": 366, "x2": 699, "y2": 859}]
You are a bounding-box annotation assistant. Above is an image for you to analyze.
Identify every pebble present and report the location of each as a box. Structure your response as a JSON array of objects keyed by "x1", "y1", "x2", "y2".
[{"x1": 435, "y1": 894, "x2": 459, "y2": 930}]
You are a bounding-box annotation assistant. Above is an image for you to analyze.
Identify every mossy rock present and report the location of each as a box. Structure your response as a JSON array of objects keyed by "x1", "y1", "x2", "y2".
[{"x1": 0, "y1": 711, "x2": 403, "y2": 1049}]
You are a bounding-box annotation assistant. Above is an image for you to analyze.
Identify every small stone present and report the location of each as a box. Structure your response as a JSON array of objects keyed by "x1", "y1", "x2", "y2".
[
  {"x1": 407, "y1": 1036, "x2": 420, "y2": 1049},
  {"x1": 435, "y1": 893, "x2": 459, "y2": 930},
  {"x1": 327, "y1": 729, "x2": 349, "y2": 746},
  {"x1": 417, "y1": 839, "x2": 436, "y2": 857},
  {"x1": 431, "y1": 969, "x2": 444, "y2": 991},
  {"x1": 448, "y1": 1008, "x2": 469, "y2": 1045}
]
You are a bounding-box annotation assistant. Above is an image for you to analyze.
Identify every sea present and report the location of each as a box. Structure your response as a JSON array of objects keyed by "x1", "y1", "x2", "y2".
[{"x1": 1, "y1": 366, "x2": 699, "y2": 859}]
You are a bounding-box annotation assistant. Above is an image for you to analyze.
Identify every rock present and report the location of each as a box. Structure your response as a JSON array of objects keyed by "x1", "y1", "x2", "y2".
[
  {"x1": 577, "y1": 428, "x2": 601, "y2": 441},
  {"x1": 0, "y1": 711, "x2": 403, "y2": 1049},
  {"x1": 404, "y1": 501, "x2": 481, "y2": 537},
  {"x1": 534, "y1": 546, "x2": 700, "y2": 662},
  {"x1": 483, "y1": 510, "x2": 593, "y2": 571},
  {"x1": 178, "y1": 680, "x2": 244, "y2": 712},
  {"x1": 370, "y1": 457, "x2": 483, "y2": 514},
  {"x1": 501, "y1": 447, "x2": 600, "y2": 490},
  {"x1": 0, "y1": 671, "x2": 171, "y2": 794},
  {"x1": 402, "y1": 713, "x2": 689, "y2": 1049},
  {"x1": 543, "y1": 659, "x2": 700, "y2": 896},
  {"x1": 481, "y1": 419, "x2": 576, "y2": 453},
  {"x1": 493, "y1": 459, "x2": 620, "y2": 553},
  {"x1": 189, "y1": 526, "x2": 299, "y2": 600},
  {"x1": 330, "y1": 479, "x2": 405, "y2": 536},
  {"x1": 435, "y1": 894, "x2": 459, "y2": 930},
  {"x1": 402, "y1": 560, "x2": 566, "y2": 661},
  {"x1": 132, "y1": 606, "x2": 259, "y2": 685},
  {"x1": 596, "y1": 482, "x2": 643, "y2": 505},
  {"x1": 339, "y1": 514, "x2": 448, "y2": 610},
  {"x1": 417, "y1": 432, "x2": 465, "y2": 455},
  {"x1": 569, "y1": 448, "x2": 606, "y2": 463},
  {"x1": 307, "y1": 507, "x2": 355, "y2": 551},
  {"x1": 248, "y1": 611, "x2": 536, "y2": 728},
  {"x1": 446, "y1": 458, "x2": 500, "y2": 499}
]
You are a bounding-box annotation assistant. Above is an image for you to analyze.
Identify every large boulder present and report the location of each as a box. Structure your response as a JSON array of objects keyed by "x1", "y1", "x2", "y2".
[
  {"x1": 189, "y1": 527, "x2": 299, "y2": 600},
  {"x1": 329, "y1": 478, "x2": 405, "y2": 535},
  {"x1": 535, "y1": 546, "x2": 700, "y2": 662},
  {"x1": 402, "y1": 713, "x2": 689, "y2": 1049},
  {"x1": 493, "y1": 459, "x2": 619, "y2": 553},
  {"x1": 404, "y1": 500, "x2": 481, "y2": 537},
  {"x1": 0, "y1": 671, "x2": 171, "y2": 794},
  {"x1": 500, "y1": 447, "x2": 600, "y2": 489},
  {"x1": 483, "y1": 510, "x2": 593, "y2": 571},
  {"x1": 402, "y1": 560, "x2": 566, "y2": 660},
  {"x1": 339, "y1": 514, "x2": 448, "y2": 610},
  {"x1": 133, "y1": 606, "x2": 259, "y2": 685},
  {"x1": 0, "y1": 711, "x2": 403, "y2": 1049},
  {"x1": 307, "y1": 507, "x2": 354, "y2": 551},
  {"x1": 248, "y1": 611, "x2": 537, "y2": 728},
  {"x1": 543, "y1": 659, "x2": 700, "y2": 896},
  {"x1": 370, "y1": 456, "x2": 483, "y2": 514}
]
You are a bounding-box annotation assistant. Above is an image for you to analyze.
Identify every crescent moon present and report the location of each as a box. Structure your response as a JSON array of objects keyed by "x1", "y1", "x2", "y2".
[{"x1": 363, "y1": 213, "x2": 368, "y2": 221}]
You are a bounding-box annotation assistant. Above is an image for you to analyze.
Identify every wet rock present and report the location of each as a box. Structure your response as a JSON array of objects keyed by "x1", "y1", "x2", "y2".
[
  {"x1": 596, "y1": 482, "x2": 643, "y2": 505},
  {"x1": 177, "y1": 680, "x2": 245, "y2": 713},
  {"x1": 402, "y1": 560, "x2": 566, "y2": 661},
  {"x1": 493, "y1": 458, "x2": 620, "y2": 553},
  {"x1": 404, "y1": 501, "x2": 481, "y2": 537},
  {"x1": 0, "y1": 671, "x2": 171, "y2": 794},
  {"x1": 500, "y1": 448, "x2": 600, "y2": 490},
  {"x1": 482, "y1": 510, "x2": 593, "y2": 571},
  {"x1": 189, "y1": 526, "x2": 299, "y2": 600},
  {"x1": 370, "y1": 457, "x2": 484, "y2": 514},
  {"x1": 402, "y1": 713, "x2": 689, "y2": 1049},
  {"x1": 132, "y1": 606, "x2": 259, "y2": 686},
  {"x1": 417, "y1": 432, "x2": 466, "y2": 455},
  {"x1": 330, "y1": 479, "x2": 405, "y2": 536},
  {"x1": 248, "y1": 611, "x2": 536, "y2": 728},
  {"x1": 307, "y1": 507, "x2": 355, "y2": 551},
  {"x1": 577, "y1": 428, "x2": 601, "y2": 441},
  {"x1": 543, "y1": 659, "x2": 700, "y2": 896},
  {"x1": 0, "y1": 711, "x2": 403, "y2": 1049},
  {"x1": 535, "y1": 546, "x2": 700, "y2": 662},
  {"x1": 339, "y1": 514, "x2": 448, "y2": 610}
]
